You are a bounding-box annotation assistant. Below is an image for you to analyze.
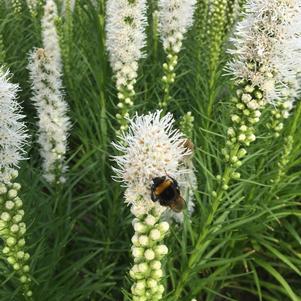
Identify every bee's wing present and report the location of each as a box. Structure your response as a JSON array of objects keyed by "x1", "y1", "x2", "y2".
[{"x1": 170, "y1": 196, "x2": 185, "y2": 213}]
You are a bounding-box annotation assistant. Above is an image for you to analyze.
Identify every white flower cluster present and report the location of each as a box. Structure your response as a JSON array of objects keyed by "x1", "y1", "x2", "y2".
[
  {"x1": 227, "y1": 0, "x2": 301, "y2": 104},
  {"x1": 0, "y1": 180, "x2": 32, "y2": 298},
  {"x1": 130, "y1": 212, "x2": 169, "y2": 301},
  {"x1": 42, "y1": 0, "x2": 62, "y2": 71},
  {"x1": 106, "y1": 0, "x2": 147, "y2": 130},
  {"x1": 0, "y1": 69, "x2": 27, "y2": 184},
  {"x1": 28, "y1": 48, "x2": 70, "y2": 184},
  {"x1": 113, "y1": 111, "x2": 191, "y2": 216},
  {"x1": 158, "y1": 0, "x2": 196, "y2": 54},
  {"x1": 106, "y1": 0, "x2": 146, "y2": 84}
]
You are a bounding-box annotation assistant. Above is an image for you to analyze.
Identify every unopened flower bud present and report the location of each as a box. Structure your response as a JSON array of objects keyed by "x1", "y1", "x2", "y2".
[{"x1": 144, "y1": 249, "x2": 155, "y2": 261}]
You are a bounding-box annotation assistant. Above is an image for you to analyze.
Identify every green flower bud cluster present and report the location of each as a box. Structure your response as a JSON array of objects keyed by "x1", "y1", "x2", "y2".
[
  {"x1": 220, "y1": 83, "x2": 265, "y2": 185},
  {"x1": 130, "y1": 210, "x2": 170, "y2": 301},
  {"x1": 26, "y1": 0, "x2": 40, "y2": 17},
  {"x1": 195, "y1": 0, "x2": 239, "y2": 72},
  {"x1": 159, "y1": 52, "x2": 178, "y2": 109},
  {"x1": 12, "y1": 0, "x2": 22, "y2": 15},
  {"x1": 267, "y1": 99, "x2": 294, "y2": 137},
  {"x1": 116, "y1": 82, "x2": 135, "y2": 133},
  {"x1": 274, "y1": 135, "x2": 294, "y2": 185},
  {"x1": 207, "y1": 0, "x2": 228, "y2": 69},
  {"x1": 0, "y1": 176, "x2": 32, "y2": 299},
  {"x1": 179, "y1": 112, "x2": 195, "y2": 139}
]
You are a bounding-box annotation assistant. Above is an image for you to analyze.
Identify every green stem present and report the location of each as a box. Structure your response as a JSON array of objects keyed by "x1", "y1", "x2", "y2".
[{"x1": 173, "y1": 144, "x2": 240, "y2": 299}]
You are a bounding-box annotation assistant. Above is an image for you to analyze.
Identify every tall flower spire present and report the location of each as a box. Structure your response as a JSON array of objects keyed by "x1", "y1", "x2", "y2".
[
  {"x1": 158, "y1": 0, "x2": 196, "y2": 108},
  {"x1": 0, "y1": 68, "x2": 32, "y2": 299},
  {"x1": 106, "y1": 0, "x2": 147, "y2": 132},
  {"x1": 28, "y1": 48, "x2": 70, "y2": 184},
  {"x1": 113, "y1": 111, "x2": 191, "y2": 301},
  {"x1": 28, "y1": 0, "x2": 70, "y2": 184}
]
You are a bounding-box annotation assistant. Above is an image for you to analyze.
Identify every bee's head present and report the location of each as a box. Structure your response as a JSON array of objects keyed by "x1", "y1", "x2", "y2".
[{"x1": 152, "y1": 176, "x2": 167, "y2": 187}]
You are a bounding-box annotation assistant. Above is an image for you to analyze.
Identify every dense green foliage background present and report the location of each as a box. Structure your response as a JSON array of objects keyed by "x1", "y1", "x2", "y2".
[{"x1": 0, "y1": 0, "x2": 301, "y2": 300}]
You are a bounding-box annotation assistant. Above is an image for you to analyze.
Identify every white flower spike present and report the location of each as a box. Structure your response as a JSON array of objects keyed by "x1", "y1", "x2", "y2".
[
  {"x1": 106, "y1": 0, "x2": 147, "y2": 131},
  {"x1": 227, "y1": 0, "x2": 301, "y2": 104},
  {"x1": 158, "y1": 0, "x2": 196, "y2": 54},
  {"x1": 0, "y1": 68, "x2": 32, "y2": 298},
  {"x1": 113, "y1": 111, "x2": 192, "y2": 301},
  {"x1": 28, "y1": 48, "x2": 70, "y2": 184},
  {"x1": 113, "y1": 111, "x2": 191, "y2": 216},
  {"x1": 42, "y1": 0, "x2": 62, "y2": 71},
  {"x1": 158, "y1": 0, "x2": 196, "y2": 108},
  {"x1": 0, "y1": 69, "x2": 27, "y2": 184}
]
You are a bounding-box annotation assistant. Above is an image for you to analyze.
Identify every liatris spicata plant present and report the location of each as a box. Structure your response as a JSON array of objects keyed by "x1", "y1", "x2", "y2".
[
  {"x1": 28, "y1": 48, "x2": 70, "y2": 185},
  {"x1": 0, "y1": 69, "x2": 32, "y2": 299},
  {"x1": 158, "y1": 0, "x2": 196, "y2": 108},
  {"x1": 223, "y1": 0, "x2": 301, "y2": 184},
  {"x1": 106, "y1": 0, "x2": 147, "y2": 132},
  {"x1": 112, "y1": 111, "x2": 191, "y2": 301}
]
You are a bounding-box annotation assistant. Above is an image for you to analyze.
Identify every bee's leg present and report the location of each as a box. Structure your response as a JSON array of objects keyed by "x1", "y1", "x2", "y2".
[{"x1": 151, "y1": 192, "x2": 157, "y2": 202}]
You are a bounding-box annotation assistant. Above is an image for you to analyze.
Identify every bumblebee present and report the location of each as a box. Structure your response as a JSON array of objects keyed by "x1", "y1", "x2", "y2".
[{"x1": 151, "y1": 175, "x2": 185, "y2": 212}]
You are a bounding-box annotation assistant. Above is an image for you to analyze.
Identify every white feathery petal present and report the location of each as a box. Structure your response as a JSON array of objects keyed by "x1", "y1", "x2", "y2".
[
  {"x1": 106, "y1": 0, "x2": 147, "y2": 83},
  {"x1": 28, "y1": 48, "x2": 70, "y2": 184},
  {"x1": 112, "y1": 111, "x2": 191, "y2": 215},
  {"x1": 42, "y1": 0, "x2": 62, "y2": 70},
  {"x1": 227, "y1": 0, "x2": 301, "y2": 104},
  {"x1": 158, "y1": 0, "x2": 196, "y2": 53},
  {"x1": 0, "y1": 68, "x2": 28, "y2": 184}
]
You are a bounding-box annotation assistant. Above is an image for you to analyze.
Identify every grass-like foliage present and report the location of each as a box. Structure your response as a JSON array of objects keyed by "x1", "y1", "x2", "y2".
[{"x1": 0, "y1": 0, "x2": 301, "y2": 300}]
